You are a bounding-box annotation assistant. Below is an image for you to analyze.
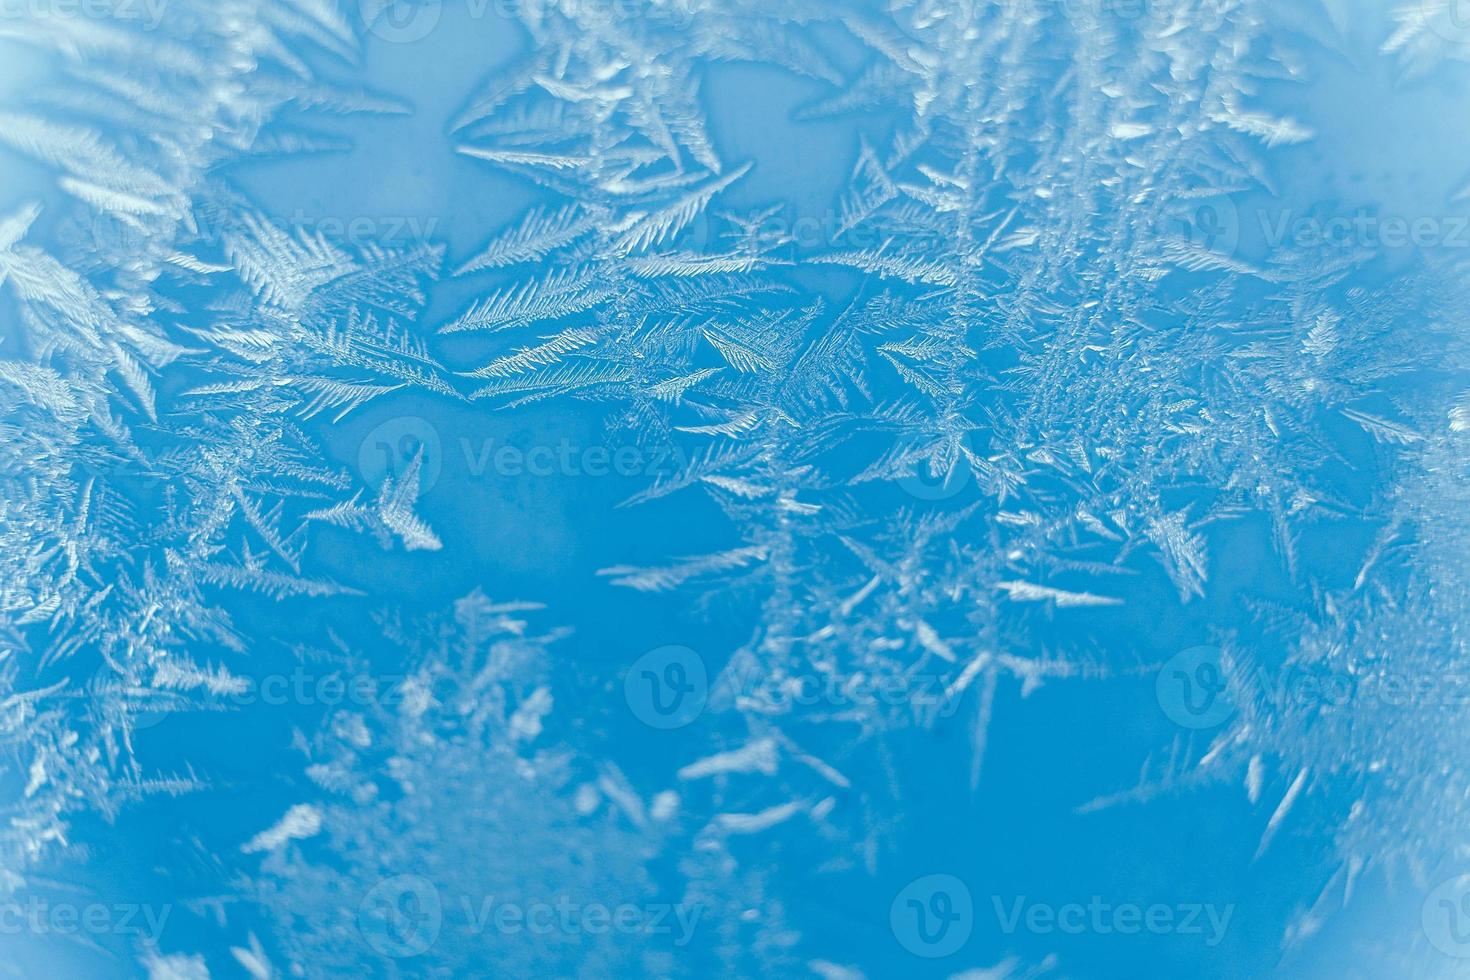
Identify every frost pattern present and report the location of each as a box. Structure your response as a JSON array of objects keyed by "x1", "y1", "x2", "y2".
[
  {"x1": 0, "y1": 0, "x2": 1465, "y2": 976},
  {"x1": 0, "y1": 1, "x2": 440, "y2": 891},
  {"x1": 244, "y1": 593, "x2": 671, "y2": 977}
]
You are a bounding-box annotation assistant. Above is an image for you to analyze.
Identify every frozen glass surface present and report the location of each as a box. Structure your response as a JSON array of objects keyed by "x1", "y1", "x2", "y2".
[{"x1": 0, "y1": 1, "x2": 1467, "y2": 977}]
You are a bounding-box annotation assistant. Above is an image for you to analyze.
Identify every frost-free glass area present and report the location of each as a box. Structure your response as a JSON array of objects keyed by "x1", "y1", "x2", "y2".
[{"x1": 0, "y1": 1, "x2": 1468, "y2": 977}]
